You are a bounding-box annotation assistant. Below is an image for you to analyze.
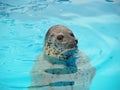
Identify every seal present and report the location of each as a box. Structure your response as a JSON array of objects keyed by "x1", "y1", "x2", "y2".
[
  {"x1": 44, "y1": 25, "x2": 78, "y2": 60},
  {"x1": 29, "y1": 25, "x2": 96, "y2": 90}
]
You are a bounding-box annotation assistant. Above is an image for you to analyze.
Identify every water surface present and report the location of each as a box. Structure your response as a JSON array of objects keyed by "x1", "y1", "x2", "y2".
[{"x1": 0, "y1": 0, "x2": 120, "y2": 90}]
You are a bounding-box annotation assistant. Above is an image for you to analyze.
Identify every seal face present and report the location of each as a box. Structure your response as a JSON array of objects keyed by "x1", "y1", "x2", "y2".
[
  {"x1": 30, "y1": 25, "x2": 96, "y2": 90},
  {"x1": 44, "y1": 25, "x2": 78, "y2": 59}
]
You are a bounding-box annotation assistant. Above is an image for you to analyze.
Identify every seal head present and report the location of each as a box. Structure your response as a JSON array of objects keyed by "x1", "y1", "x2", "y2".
[{"x1": 44, "y1": 25, "x2": 78, "y2": 60}]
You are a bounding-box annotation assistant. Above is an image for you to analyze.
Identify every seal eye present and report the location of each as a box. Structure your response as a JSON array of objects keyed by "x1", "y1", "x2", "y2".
[
  {"x1": 70, "y1": 33, "x2": 74, "y2": 37},
  {"x1": 57, "y1": 35, "x2": 64, "y2": 41}
]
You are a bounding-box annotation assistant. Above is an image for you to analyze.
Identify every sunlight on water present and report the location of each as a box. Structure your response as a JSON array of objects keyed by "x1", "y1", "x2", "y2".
[{"x1": 0, "y1": 0, "x2": 120, "y2": 90}]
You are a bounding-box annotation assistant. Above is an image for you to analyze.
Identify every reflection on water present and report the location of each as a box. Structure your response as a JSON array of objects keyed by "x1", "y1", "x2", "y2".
[
  {"x1": 0, "y1": 0, "x2": 120, "y2": 90},
  {"x1": 0, "y1": 0, "x2": 71, "y2": 17},
  {"x1": 0, "y1": 0, "x2": 119, "y2": 19},
  {"x1": 106, "y1": 0, "x2": 114, "y2": 2}
]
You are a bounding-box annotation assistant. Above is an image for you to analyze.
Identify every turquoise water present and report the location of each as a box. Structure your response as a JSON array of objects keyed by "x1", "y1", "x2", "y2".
[{"x1": 0, "y1": 0, "x2": 120, "y2": 90}]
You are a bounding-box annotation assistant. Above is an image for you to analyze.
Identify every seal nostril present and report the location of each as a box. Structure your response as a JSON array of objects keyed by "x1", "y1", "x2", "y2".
[{"x1": 75, "y1": 39, "x2": 78, "y2": 44}]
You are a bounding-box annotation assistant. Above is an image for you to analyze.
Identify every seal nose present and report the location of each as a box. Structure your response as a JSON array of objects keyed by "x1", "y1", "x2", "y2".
[{"x1": 75, "y1": 39, "x2": 78, "y2": 44}]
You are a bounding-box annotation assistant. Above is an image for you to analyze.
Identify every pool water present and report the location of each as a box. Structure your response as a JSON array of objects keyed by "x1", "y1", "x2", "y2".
[{"x1": 0, "y1": 0, "x2": 120, "y2": 90}]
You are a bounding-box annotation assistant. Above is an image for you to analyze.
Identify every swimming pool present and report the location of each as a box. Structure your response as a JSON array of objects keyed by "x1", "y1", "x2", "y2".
[{"x1": 0, "y1": 0, "x2": 120, "y2": 90}]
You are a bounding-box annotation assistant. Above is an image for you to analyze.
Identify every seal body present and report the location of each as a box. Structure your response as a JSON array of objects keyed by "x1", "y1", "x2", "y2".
[{"x1": 30, "y1": 25, "x2": 96, "y2": 90}]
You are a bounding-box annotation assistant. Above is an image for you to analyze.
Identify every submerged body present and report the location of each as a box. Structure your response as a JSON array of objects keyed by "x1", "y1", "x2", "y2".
[{"x1": 30, "y1": 25, "x2": 96, "y2": 90}]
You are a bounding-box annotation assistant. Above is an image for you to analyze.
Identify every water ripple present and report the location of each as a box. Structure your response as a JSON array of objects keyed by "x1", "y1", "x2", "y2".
[{"x1": 0, "y1": 0, "x2": 118, "y2": 18}]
